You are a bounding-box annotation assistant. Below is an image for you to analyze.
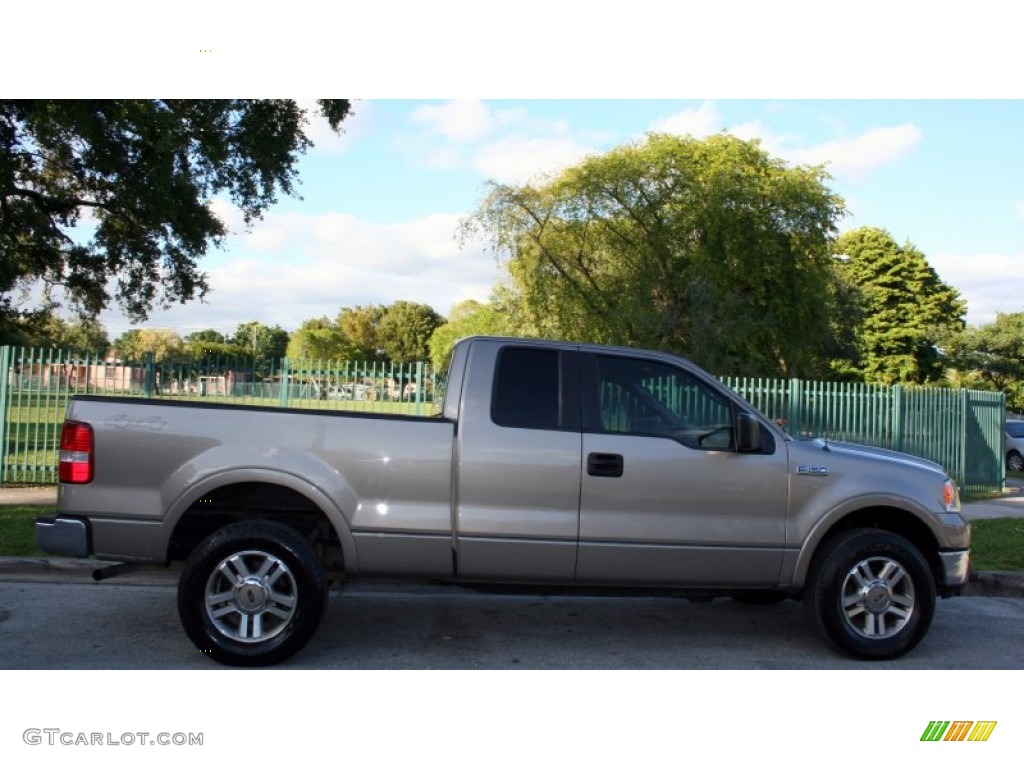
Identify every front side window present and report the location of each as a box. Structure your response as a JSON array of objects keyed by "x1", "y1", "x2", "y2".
[{"x1": 594, "y1": 355, "x2": 734, "y2": 450}]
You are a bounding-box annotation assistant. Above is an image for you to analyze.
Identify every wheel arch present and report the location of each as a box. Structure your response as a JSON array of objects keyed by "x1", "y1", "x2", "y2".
[
  {"x1": 163, "y1": 471, "x2": 358, "y2": 577},
  {"x1": 792, "y1": 505, "x2": 943, "y2": 592}
]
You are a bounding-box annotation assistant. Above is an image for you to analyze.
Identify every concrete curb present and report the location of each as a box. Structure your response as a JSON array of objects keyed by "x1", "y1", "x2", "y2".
[{"x1": 1, "y1": 556, "x2": 1021, "y2": 597}]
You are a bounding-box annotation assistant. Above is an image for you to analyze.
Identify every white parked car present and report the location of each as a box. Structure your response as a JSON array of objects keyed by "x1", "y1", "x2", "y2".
[{"x1": 1006, "y1": 419, "x2": 1024, "y2": 472}]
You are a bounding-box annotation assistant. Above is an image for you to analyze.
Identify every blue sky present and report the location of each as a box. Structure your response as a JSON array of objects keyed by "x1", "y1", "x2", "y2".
[{"x1": 95, "y1": 98, "x2": 1024, "y2": 339}]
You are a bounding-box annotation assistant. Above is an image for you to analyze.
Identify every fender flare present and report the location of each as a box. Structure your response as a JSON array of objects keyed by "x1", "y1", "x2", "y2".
[{"x1": 161, "y1": 467, "x2": 360, "y2": 576}]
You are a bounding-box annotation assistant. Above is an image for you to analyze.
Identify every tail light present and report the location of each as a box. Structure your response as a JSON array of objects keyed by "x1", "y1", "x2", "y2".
[{"x1": 59, "y1": 421, "x2": 94, "y2": 484}]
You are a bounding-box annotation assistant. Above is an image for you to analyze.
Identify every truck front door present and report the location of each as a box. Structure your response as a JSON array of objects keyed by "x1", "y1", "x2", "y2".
[{"x1": 575, "y1": 352, "x2": 789, "y2": 587}]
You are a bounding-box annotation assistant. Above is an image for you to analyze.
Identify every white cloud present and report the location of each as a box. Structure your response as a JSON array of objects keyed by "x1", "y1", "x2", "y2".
[
  {"x1": 472, "y1": 135, "x2": 594, "y2": 185},
  {"x1": 104, "y1": 210, "x2": 499, "y2": 337},
  {"x1": 929, "y1": 250, "x2": 1024, "y2": 325},
  {"x1": 785, "y1": 124, "x2": 923, "y2": 182},
  {"x1": 651, "y1": 101, "x2": 722, "y2": 137},
  {"x1": 1016, "y1": 200, "x2": 1024, "y2": 218},
  {"x1": 411, "y1": 100, "x2": 495, "y2": 144},
  {"x1": 651, "y1": 104, "x2": 922, "y2": 183}
]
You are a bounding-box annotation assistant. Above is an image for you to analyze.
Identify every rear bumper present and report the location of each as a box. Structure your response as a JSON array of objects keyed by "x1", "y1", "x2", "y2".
[{"x1": 35, "y1": 515, "x2": 91, "y2": 558}]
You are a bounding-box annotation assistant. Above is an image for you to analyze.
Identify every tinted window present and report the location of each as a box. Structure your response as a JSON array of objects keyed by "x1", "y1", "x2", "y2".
[
  {"x1": 1007, "y1": 422, "x2": 1024, "y2": 438},
  {"x1": 492, "y1": 348, "x2": 561, "y2": 430},
  {"x1": 595, "y1": 355, "x2": 734, "y2": 450}
]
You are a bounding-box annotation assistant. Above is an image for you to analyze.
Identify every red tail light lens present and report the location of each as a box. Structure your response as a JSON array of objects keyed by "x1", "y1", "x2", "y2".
[{"x1": 59, "y1": 421, "x2": 94, "y2": 484}]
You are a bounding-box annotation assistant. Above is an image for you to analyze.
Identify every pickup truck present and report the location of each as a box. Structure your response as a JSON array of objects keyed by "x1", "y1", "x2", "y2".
[{"x1": 36, "y1": 336, "x2": 970, "y2": 666}]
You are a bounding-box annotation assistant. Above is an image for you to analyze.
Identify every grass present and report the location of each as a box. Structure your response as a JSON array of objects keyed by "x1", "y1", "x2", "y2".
[
  {"x1": 0, "y1": 505, "x2": 51, "y2": 558},
  {"x1": 969, "y1": 518, "x2": 1024, "y2": 572},
  {"x1": 1, "y1": 503, "x2": 1022, "y2": 572}
]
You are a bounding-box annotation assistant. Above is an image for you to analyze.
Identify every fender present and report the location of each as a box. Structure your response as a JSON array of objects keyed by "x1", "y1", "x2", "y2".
[
  {"x1": 161, "y1": 459, "x2": 360, "y2": 576},
  {"x1": 784, "y1": 492, "x2": 955, "y2": 590}
]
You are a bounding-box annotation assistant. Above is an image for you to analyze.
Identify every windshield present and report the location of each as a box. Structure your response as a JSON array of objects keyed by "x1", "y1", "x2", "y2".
[{"x1": 1007, "y1": 422, "x2": 1024, "y2": 438}]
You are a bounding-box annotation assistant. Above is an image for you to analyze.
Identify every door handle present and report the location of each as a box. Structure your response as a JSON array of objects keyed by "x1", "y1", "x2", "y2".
[{"x1": 587, "y1": 452, "x2": 624, "y2": 478}]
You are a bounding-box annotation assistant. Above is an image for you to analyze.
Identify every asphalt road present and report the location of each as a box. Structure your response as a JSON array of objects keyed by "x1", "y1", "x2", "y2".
[{"x1": 1, "y1": 579, "x2": 1022, "y2": 669}]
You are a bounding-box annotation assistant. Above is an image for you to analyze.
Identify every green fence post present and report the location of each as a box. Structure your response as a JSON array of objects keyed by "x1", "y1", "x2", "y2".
[
  {"x1": 787, "y1": 379, "x2": 802, "y2": 436},
  {"x1": 0, "y1": 346, "x2": 10, "y2": 485},
  {"x1": 143, "y1": 353, "x2": 156, "y2": 398},
  {"x1": 891, "y1": 384, "x2": 903, "y2": 453},
  {"x1": 279, "y1": 359, "x2": 290, "y2": 408}
]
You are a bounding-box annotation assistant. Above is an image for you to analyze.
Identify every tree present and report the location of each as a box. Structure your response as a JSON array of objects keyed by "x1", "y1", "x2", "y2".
[
  {"x1": 831, "y1": 227, "x2": 966, "y2": 385},
  {"x1": 0, "y1": 308, "x2": 109, "y2": 351},
  {"x1": 428, "y1": 299, "x2": 511, "y2": 369},
  {"x1": 463, "y1": 133, "x2": 845, "y2": 377},
  {"x1": 230, "y1": 321, "x2": 289, "y2": 371},
  {"x1": 945, "y1": 312, "x2": 1024, "y2": 410},
  {"x1": 112, "y1": 328, "x2": 187, "y2": 362},
  {"x1": 378, "y1": 301, "x2": 444, "y2": 364},
  {"x1": 286, "y1": 317, "x2": 359, "y2": 361},
  {"x1": 0, "y1": 99, "x2": 352, "y2": 335},
  {"x1": 337, "y1": 304, "x2": 387, "y2": 361},
  {"x1": 184, "y1": 329, "x2": 244, "y2": 362}
]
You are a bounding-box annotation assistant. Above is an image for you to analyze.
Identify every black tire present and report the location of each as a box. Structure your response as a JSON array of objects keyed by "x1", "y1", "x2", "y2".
[
  {"x1": 729, "y1": 590, "x2": 789, "y2": 605},
  {"x1": 177, "y1": 520, "x2": 328, "y2": 667},
  {"x1": 805, "y1": 529, "x2": 935, "y2": 660},
  {"x1": 1007, "y1": 451, "x2": 1023, "y2": 473}
]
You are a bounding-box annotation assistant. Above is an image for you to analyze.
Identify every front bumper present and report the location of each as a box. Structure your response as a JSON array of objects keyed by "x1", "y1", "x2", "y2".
[
  {"x1": 35, "y1": 515, "x2": 90, "y2": 558},
  {"x1": 939, "y1": 549, "x2": 970, "y2": 594}
]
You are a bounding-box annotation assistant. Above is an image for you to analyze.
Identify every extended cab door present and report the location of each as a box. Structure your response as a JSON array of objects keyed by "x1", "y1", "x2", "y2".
[
  {"x1": 575, "y1": 352, "x2": 789, "y2": 587},
  {"x1": 454, "y1": 341, "x2": 582, "y2": 581}
]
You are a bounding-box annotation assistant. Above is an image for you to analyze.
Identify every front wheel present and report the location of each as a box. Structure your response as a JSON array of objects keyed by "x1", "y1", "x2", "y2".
[
  {"x1": 177, "y1": 521, "x2": 328, "y2": 667},
  {"x1": 805, "y1": 529, "x2": 935, "y2": 660},
  {"x1": 1007, "y1": 451, "x2": 1023, "y2": 473}
]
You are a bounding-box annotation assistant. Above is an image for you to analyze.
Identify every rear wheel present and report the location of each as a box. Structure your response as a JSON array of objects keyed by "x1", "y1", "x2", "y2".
[
  {"x1": 805, "y1": 529, "x2": 935, "y2": 660},
  {"x1": 178, "y1": 520, "x2": 327, "y2": 667}
]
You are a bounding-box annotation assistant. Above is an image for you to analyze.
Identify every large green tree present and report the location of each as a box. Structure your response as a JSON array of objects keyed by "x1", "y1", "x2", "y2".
[
  {"x1": 0, "y1": 99, "x2": 351, "y2": 332},
  {"x1": 337, "y1": 304, "x2": 387, "y2": 361},
  {"x1": 286, "y1": 317, "x2": 359, "y2": 361},
  {"x1": 230, "y1": 321, "x2": 289, "y2": 372},
  {"x1": 831, "y1": 227, "x2": 966, "y2": 385},
  {"x1": 464, "y1": 133, "x2": 845, "y2": 377},
  {"x1": 377, "y1": 300, "x2": 444, "y2": 364}
]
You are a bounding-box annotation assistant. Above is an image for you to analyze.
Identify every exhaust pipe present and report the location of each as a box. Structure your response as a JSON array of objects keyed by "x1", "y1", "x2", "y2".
[{"x1": 92, "y1": 563, "x2": 135, "y2": 581}]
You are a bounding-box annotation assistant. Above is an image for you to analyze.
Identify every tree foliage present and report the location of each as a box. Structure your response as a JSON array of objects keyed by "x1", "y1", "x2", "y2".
[
  {"x1": 286, "y1": 317, "x2": 359, "y2": 361},
  {"x1": 112, "y1": 328, "x2": 187, "y2": 362},
  {"x1": 464, "y1": 133, "x2": 845, "y2": 377},
  {"x1": 428, "y1": 299, "x2": 511, "y2": 369},
  {"x1": 377, "y1": 300, "x2": 444, "y2": 364},
  {"x1": 338, "y1": 304, "x2": 387, "y2": 361},
  {"x1": 945, "y1": 312, "x2": 1024, "y2": 410},
  {"x1": 0, "y1": 99, "x2": 351, "y2": 332},
  {"x1": 831, "y1": 227, "x2": 966, "y2": 385},
  {"x1": 230, "y1": 321, "x2": 289, "y2": 371}
]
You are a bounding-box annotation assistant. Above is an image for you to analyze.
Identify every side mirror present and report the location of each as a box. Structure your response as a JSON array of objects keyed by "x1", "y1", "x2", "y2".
[{"x1": 736, "y1": 412, "x2": 762, "y2": 453}]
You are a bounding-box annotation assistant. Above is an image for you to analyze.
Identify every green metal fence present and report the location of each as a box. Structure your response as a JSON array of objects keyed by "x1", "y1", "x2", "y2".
[
  {"x1": 724, "y1": 376, "x2": 1006, "y2": 497},
  {"x1": 0, "y1": 346, "x2": 439, "y2": 485},
  {"x1": 0, "y1": 345, "x2": 1007, "y2": 495}
]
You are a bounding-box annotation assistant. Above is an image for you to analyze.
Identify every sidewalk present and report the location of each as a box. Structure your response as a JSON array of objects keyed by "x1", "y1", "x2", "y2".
[{"x1": 2, "y1": 483, "x2": 1022, "y2": 595}]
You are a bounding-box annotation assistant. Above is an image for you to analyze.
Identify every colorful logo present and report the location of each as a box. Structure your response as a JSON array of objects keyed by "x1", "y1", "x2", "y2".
[{"x1": 921, "y1": 721, "x2": 997, "y2": 742}]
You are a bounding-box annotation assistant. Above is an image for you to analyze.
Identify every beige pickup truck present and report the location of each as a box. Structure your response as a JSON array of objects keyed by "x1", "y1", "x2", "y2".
[{"x1": 37, "y1": 336, "x2": 970, "y2": 666}]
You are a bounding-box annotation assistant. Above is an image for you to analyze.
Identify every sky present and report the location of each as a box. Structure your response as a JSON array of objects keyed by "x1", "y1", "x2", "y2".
[{"x1": 83, "y1": 98, "x2": 1023, "y2": 341}]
